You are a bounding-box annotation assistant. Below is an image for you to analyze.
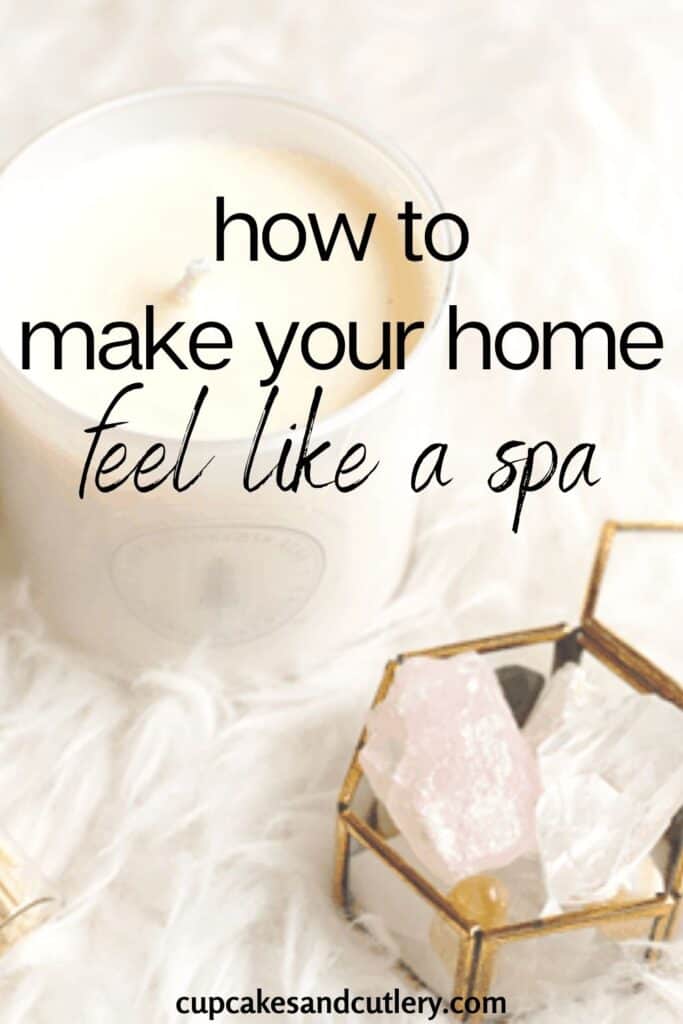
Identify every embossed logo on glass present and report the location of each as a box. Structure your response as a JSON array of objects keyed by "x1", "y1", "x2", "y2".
[{"x1": 111, "y1": 524, "x2": 325, "y2": 645}]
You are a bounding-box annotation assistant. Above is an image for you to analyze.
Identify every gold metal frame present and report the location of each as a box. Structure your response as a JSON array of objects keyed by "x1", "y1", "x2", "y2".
[
  {"x1": 582, "y1": 520, "x2": 683, "y2": 710},
  {"x1": 333, "y1": 522, "x2": 683, "y2": 1021}
]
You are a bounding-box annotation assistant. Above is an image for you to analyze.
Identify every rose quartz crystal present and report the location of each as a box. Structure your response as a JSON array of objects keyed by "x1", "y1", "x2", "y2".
[{"x1": 360, "y1": 653, "x2": 541, "y2": 884}]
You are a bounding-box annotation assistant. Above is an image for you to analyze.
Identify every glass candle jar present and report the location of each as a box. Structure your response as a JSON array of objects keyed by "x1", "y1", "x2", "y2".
[{"x1": 0, "y1": 86, "x2": 453, "y2": 673}]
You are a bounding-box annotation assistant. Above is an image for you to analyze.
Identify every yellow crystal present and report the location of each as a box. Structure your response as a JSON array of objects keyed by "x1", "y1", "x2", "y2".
[
  {"x1": 449, "y1": 875, "x2": 509, "y2": 928},
  {"x1": 430, "y1": 875, "x2": 509, "y2": 970}
]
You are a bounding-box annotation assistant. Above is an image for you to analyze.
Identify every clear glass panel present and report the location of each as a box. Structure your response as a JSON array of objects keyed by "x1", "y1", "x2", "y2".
[
  {"x1": 348, "y1": 837, "x2": 459, "y2": 999},
  {"x1": 348, "y1": 771, "x2": 375, "y2": 824},
  {"x1": 590, "y1": 525, "x2": 683, "y2": 685},
  {"x1": 484, "y1": 641, "x2": 557, "y2": 681},
  {"x1": 490, "y1": 923, "x2": 654, "y2": 1018}
]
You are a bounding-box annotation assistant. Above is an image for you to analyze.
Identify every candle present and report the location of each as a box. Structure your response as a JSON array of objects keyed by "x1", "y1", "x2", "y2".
[
  {"x1": 0, "y1": 87, "x2": 452, "y2": 671},
  {"x1": 12, "y1": 141, "x2": 436, "y2": 441}
]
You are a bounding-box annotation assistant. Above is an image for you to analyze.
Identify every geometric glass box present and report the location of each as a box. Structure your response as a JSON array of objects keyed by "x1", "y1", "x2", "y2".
[{"x1": 333, "y1": 522, "x2": 683, "y2": 1021}]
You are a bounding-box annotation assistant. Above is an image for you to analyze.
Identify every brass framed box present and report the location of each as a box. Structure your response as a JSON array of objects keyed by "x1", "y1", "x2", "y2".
[{"x1": 333, "y1": 521, "x2": 683, "y2": 1020}]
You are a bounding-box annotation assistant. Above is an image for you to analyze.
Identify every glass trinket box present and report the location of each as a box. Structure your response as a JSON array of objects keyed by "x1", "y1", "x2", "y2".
[{"x1": 333, "y1": 521, "x2": 683, "y2": 1020}]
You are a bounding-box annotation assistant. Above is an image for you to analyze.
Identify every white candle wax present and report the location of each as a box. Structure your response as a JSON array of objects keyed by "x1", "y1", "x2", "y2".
[{"x1": 7, "y1": 141, "x2": 436, "y2": 441}]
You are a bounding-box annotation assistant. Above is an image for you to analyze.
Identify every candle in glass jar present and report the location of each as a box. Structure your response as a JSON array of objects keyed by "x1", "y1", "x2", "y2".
[{"x1": 0, "y1": 88, "x2": 451, "y2": 671}]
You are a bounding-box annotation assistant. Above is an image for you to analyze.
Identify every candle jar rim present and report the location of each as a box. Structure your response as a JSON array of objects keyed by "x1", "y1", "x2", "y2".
[{"x1": 0, "y1": 83, "x2": 455, "y2": 452}]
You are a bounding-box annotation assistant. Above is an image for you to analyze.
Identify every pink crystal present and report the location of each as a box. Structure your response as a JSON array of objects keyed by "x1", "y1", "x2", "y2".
[{"x1": 360, "y1": 653, "x2": 541, "y2": 884}]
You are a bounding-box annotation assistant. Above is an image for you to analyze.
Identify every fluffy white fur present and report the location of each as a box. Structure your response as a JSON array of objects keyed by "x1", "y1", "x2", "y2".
[{"x1": 1, "y1": 1, "x2": 682, "y2": 1020}]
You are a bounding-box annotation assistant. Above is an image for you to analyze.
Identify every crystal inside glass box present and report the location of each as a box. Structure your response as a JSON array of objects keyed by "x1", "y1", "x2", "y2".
[{"x1": 333, "y1": 522, "x2": 683, "y2": 1020}]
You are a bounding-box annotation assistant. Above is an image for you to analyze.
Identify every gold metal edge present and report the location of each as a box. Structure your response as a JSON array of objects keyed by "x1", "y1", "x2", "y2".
[
  {"x1": 465, "y1": 935, "x2": 494, "y2": 1023},
  {"x1": 332, "y1": 815, "x2": 350, "y2": 909},
  {"x1": 400, "y1": 622, "x2": 570, "y2": 662},
  {"x1": 484, "y1": 895, "x2": 673, "y2": 943},
  {"x1": 580, "y1": 620, "x2": 683, "y2": 710},
  {"x1": 341, "y1": 809, "x2": 472, "y2": 934},
  {"x1": 581, "y1": 519, "x2": 683, "y2": 707},
  {"x1": 337, "y1": 659, "x2": 399, "y2": 811}
]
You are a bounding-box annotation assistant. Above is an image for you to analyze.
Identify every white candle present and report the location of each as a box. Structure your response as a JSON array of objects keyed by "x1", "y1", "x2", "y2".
[
  {"x1": 8, "y1": 140, "x2": 436, "y2": 441},
  {"x1": 0, "y1": 87, "x2": 451, "y2": 671}
]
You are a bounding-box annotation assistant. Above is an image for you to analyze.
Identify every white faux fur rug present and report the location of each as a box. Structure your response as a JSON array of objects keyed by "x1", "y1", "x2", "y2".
[{"x1": 1, "y1": 2, "x2": 683, "y2": 1020}]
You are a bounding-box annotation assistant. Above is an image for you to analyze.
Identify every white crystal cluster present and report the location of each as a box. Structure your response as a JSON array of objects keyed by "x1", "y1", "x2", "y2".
[{"x1": 534, "y1": 666, "x2": 683, "y2": 908}]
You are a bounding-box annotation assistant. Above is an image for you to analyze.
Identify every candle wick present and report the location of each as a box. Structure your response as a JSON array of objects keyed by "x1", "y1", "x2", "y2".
[{"x1": 171, "y1": 257, "x2": 211, "y2": 302}]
